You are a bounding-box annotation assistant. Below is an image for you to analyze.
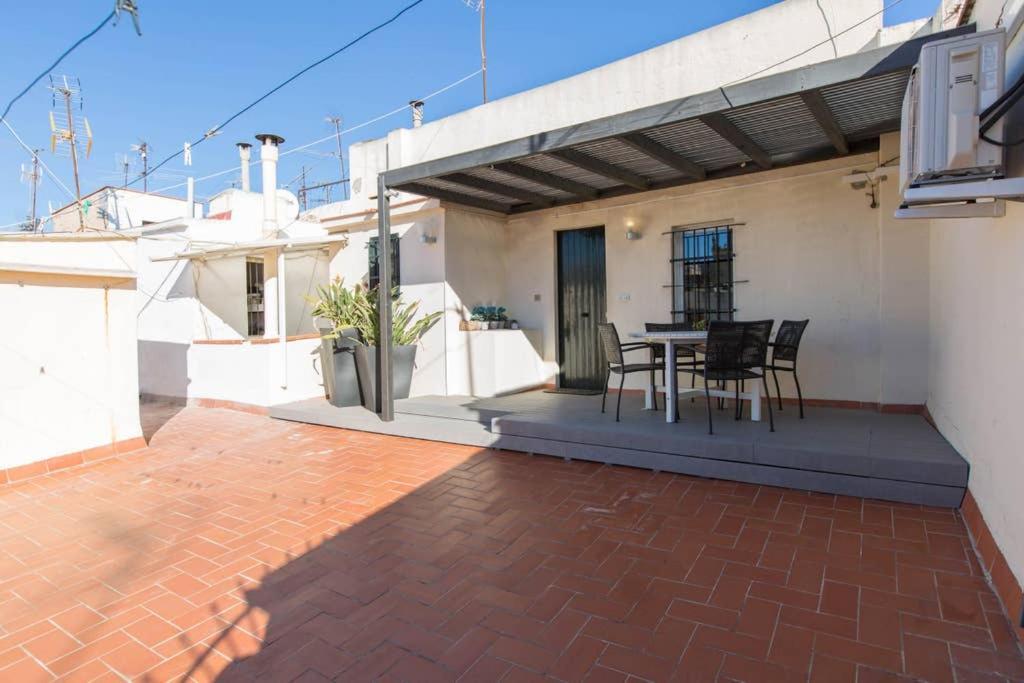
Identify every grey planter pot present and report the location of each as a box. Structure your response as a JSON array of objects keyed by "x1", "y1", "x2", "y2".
[
  {"x1": 319, "y1": 327, "x2": 364, "y2": 408},
  {"x1": 354, "y1": 345, "x2": 417, "y2": 405}
]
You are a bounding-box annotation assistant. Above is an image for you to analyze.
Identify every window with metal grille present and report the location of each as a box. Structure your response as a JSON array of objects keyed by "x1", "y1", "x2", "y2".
[
  {"x1": 368, "y1": 234, "x2": 400, "y2": 290},
  {"x1": 245, "y1": 258, "x2": 265, "y2": 337},
  {"x1": 671, "y1": 226, "x2": 734, "y2": 325}
]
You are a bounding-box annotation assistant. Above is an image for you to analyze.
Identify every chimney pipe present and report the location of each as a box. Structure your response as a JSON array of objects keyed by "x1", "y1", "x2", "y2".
[
  {"x1": 236, "y1": 142, "x2": 252, "y2": 192},
  {"x1": 410, "y1": 100, "x2": 424, "y2": 128},
  {"x1": 255, "y1": 134, "x2": 284, "y2": 232}
]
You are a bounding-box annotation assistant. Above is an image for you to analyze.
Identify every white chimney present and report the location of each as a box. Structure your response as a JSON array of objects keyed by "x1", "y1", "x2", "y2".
[
  {"x1": 236, "y1": 142, "x2": 252, "y2": 192},
  {"x1": 255, "y1": 134, "x2": 284, "y2": 231},
  {"x1": 410, "y1": 100, "x2": 424, "y2": 128}
]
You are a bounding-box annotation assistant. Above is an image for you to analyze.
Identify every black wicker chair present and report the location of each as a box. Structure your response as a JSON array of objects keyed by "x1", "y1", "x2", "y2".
[
  {"x1": 598, "y1": 323, "x2": 664, "y2": 422},
  {"x1": 644, "y1": 322, "x2": 703, "y2": 416},
  {"x1": 768, "y1": 319, "x2": 810, "y2": 418},
  {"x1": 680, "y1": 320, "x2": 774, "y2": 434}
]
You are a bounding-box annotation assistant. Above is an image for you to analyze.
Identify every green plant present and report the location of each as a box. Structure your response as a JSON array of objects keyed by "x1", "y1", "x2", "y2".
[
  {"x1": 470, "y1": 305, "x2": 487, "y2": 322},
  {"x1": 308, "y1": 278, "x2": 442, "y2": 346},
  {"x1": 307, "y1": 277, "x2": 362, "y2": 336},
  {"x1": 692, "y1": 318, "x2": 708, "y2": 331}
]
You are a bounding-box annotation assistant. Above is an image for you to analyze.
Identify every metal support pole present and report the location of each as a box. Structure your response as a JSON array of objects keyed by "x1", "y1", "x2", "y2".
[
  {"x1": 278, "y1": 247, "x2": 288, "y2": 390},
  {"x1": 376, "y1": 174, "x2": 394, "y2": 421}
]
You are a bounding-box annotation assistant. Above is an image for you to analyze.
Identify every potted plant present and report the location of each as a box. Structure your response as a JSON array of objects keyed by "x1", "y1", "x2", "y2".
[
  {"x1": 349, "y1": 284, "x2": 442, "y2": 403},
  {"x1": 470, "y1": 305, "x2": 488, "y2": 331},
  {"x1": 309, "y1": 278, "x2": 365, "y2": 408},
  {"x1": 309, "y1": 278, "x2": 442, "y2": 406}
]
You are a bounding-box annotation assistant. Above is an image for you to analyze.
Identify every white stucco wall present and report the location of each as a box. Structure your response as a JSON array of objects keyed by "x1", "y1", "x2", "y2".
[
  {"x1": 503, "y1": 152, "x2": 925, "y2": 404},
  {"x1": 187, "y1": 337, "x2": 324, "y2": 408},
  {"x1": 0, "y1": 239, "x2": 142, "y2": 470},
  {"x1": 925, "y1": 0, "x2": 1024, "y2": 592}
]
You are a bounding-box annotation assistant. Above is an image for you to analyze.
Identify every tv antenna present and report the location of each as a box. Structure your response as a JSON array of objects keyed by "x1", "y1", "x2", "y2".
[
  {"x1": 131, "y1": 140, "x2": 150, "y2": 191},
  {"x1": 116, "y1": 153, "x2": 132, "y2": 187},
  {"x1": 462, "y1": 0, "x2": 487, "y2": 103},
  {"x1": 19, "y1": 150, "x2": 42, "y2": 231},
  {"x1": 325, "y1": 116, "x2": 349, "y2": 200},
  {"x1": 48, "y1": 75, "x2": 92, "y2": 229}
]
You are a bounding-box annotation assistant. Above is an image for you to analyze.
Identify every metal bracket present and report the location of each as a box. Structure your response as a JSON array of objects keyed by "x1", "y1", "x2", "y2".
[
  {"x1": 894, "y1": 200, "x2": 1007, "y2": 219},
  {"x1": 902, "y1": 177, "x2": 1024, "y2": 204},
  {"x1": 114, "y1": 1, "x2": 142, "y2": 36}
]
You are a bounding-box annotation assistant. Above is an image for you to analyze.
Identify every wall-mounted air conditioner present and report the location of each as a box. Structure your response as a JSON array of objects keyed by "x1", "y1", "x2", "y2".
[{"x1": 897, "y1": 28, "x2": 1024, "y2": 219}]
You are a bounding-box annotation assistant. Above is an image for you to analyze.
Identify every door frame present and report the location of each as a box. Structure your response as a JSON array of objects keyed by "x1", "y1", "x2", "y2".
[{"x1": 554, "y1": 225, "x2": 607, "y2": 390}]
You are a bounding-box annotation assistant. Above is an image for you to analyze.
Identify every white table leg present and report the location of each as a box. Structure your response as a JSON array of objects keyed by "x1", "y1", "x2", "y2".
[{"x1": 664, "y1": 340, "x2": 677, "y2": 424}]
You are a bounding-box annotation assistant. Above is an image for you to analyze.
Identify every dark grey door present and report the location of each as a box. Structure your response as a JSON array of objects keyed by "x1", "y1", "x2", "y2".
[{"x1": 557, "y1": 226, "x2": 607, "y2": 390}]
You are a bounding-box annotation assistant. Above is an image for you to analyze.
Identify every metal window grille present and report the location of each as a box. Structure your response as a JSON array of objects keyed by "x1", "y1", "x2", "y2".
[
  {"x1": 368, "y1": 234, "x2": 401, "y2": 290},
  {"x1": 245, "y1": 257, "x2": 265, "y2": 337},
  {"x1": 670, "y1": 226, "x2": 734, "y2": 325}
]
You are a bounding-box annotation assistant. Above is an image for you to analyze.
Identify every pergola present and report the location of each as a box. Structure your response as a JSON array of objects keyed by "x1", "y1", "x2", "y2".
[{"x1": 370, "y1": 24, "x2": 973, "y2": 421}]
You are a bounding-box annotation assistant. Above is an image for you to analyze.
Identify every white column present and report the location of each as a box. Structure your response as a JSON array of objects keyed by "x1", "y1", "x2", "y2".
[
  {"x1": 278, "y1": 247, "x2": 288, "y2": 389},
  {"x1": 262, "y1": 249, "x2": 279, "y2": 339}
]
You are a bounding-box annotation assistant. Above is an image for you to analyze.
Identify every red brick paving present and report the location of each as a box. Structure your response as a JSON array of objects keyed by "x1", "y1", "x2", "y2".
[{"x1": 0, "y1": 406, "x2": 1021, "y2": 682}]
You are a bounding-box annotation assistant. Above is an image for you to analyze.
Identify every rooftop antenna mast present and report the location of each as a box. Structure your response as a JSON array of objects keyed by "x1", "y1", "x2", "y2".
[
  {"x1": 131, "y1": 141, "x2": 149, "y2": 192},
  {"x1": 326, "y1": 115, "x2": 349, "y2": 200},
  {"x1": 20, "y1": 150, "x2": 42, "y2": 231},
  {"x1": 462, "y1": 0, "x2": 487, "y2": 103},
  {"x1": 117, "y1": 153, "x2": 131, "y2": 187},
  {"x1": 48, "y1": 75, "x2": 92, "y2": 229}
]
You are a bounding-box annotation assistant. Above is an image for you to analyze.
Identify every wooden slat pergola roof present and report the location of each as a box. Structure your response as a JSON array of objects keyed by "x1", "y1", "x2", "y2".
[{"x1": 383, "y1": 25, "x2": 974, "y2": 214}]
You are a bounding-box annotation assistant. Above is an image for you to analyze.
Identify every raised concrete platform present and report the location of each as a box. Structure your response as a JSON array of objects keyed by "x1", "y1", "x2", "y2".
[{"x1": 270, "y1": 391, "x2": 969, "y2": 507}]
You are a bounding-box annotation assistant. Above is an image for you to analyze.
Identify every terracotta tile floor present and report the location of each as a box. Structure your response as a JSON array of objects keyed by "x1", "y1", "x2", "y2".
[{"x1": 1, "y1": 407, "x2": 1022, "y2": 682}]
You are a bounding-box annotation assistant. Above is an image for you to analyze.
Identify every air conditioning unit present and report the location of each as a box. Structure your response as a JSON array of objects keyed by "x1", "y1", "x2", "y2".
[{"x1": 897, "y1": 28, "x2": 1024, "y2": 218}]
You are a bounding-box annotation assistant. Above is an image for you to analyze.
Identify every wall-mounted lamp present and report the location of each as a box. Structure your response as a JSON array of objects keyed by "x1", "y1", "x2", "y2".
[
  {"x1": 843, "y1": 169, "x2": 889, "y2": 209},
  {"x1": 625, "y1": 219, "x2": 642, "y2": 241},
  {"x1": 419, "y1": 232, "x2": 437, "y2": 245}
]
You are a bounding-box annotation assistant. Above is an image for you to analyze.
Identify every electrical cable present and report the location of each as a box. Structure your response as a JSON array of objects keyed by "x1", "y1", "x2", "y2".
[
  {"x1": 722, "y1": 0, "x2": 906, "y2": 87},
  {"x1": 147, "y1": 68, "x2": 482, "y2": 195},
  {"x1": 978, "y1": 70, "x2": 1024, "y2": 146},
  {"x1": 0, "y1": 10, "x2": 116, "y2": 122},
  {"x1": 1, "y1": 118, "x2": 77, "y2": 200},
  {"x1": 127, "y1": 0, "x2": 430, "y2": 190}
]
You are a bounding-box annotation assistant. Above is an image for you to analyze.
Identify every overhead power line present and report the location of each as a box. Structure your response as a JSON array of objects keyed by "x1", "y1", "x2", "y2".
[
  {"x1": 128, "y1": 0, "x2": 431, "y2": 190},
  {"x1": 149, "y1": 68, "x2": 482, "y2": 195},
  {"x1": 722, "y1": 0, "x2": 906, "y2": 87},
  {"x1": 1, "y1": 10, "x2": 116, "y2": 123}
]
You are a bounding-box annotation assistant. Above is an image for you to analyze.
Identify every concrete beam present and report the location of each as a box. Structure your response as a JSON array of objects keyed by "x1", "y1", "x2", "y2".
[
  {"x1": 443, "y1": 172, "x2": 555, "y2": 207},
  {"x1": 548, "y1": 149, "x2": 650, "y2": 190},
  {"x1": 491, "y1": 162, "x2": 600, "y2": 200},
  {"x1": 800, "y1": 90, "x2": 849, "y2": 155},
  {"x1": 701, "y1": 113, "x2": 773, "y2": 169},
  {"x1": 401, "y1": 182, "x2": 512, "y2": 214},
  {"x1": 617, "y1": 133, "x2": 706, "y2": 179}
]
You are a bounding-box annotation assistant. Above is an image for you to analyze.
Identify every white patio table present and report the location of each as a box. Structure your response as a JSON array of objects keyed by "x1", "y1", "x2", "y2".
[{"x1": 628, "y1": 330, "x2": 762, "y2": 424}]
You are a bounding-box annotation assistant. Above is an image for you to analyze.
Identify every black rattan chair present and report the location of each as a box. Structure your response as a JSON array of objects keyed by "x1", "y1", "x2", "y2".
[
  {"x1": 680, "y1": 320, "x2": 774, "y2": 434},
  {"x1": 768, "y1": 319, "x2": 810, "y2": 418},
  {"x1": 598, "y1": 323, "x2": 664, "y2": 422}
]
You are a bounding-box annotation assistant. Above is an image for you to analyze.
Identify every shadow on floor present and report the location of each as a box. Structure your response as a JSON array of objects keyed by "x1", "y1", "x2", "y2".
[{"x1": 140, "y1": 399, "x2": 187, "y2": 441}]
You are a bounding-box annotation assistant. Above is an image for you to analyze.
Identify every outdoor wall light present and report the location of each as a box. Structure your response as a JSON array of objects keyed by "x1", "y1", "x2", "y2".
[
  {"x1": 625, "y1": 220, "x2": 642, "y2": 241},
  {"x1": 419, "y1": 232, "x2": 438, "y2": 245}
]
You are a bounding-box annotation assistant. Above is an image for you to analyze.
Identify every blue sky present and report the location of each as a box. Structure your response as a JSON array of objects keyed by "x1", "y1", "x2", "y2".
[{"x1": 0, "y1": 0, "x2": 938, "y2": 228}]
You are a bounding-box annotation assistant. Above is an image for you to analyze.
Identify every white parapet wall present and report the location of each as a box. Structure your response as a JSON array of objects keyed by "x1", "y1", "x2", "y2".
[
  {"x1": 0, "y1": 235, "x2": 143, "y2": 475},
  {"x1": 186, "y1": 336, "x2": 325, "y2": 408}
]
